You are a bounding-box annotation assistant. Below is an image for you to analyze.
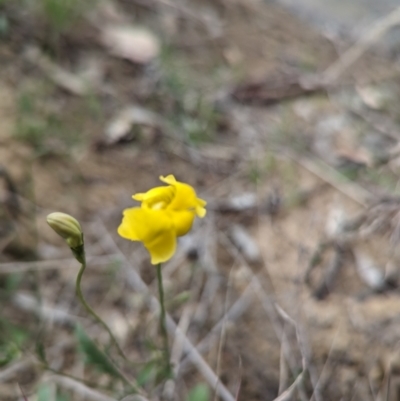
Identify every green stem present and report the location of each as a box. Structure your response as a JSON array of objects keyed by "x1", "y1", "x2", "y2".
[
  {"x1": 73, "y1": 246, "x2": 146, "y2": 395},
  {"x1": 74, "y1": 246, "x2": 127, "y2": 361},
  {"x1": 156, "y1": 263, "x2": 171, "y2": 376}
]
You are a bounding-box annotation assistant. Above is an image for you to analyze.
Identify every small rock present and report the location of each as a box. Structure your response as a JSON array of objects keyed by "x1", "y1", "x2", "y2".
[
  {"x1": 101, "y1": 25, "x2": 160, "y2": 64},
  {"x1": 354, "y1": 251, "x2": 385, "y2": 291}
]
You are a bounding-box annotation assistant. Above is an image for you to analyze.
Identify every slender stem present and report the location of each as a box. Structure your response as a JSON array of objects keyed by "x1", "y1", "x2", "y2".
[
  {"x1": 72, "y1": 246, "x2": 146, "y2": 395},
  {"x1": 156, "y1": 263, "x2": 171, "y2": 376},
  {"x1": 74, "y1": 246, "x2": 127, "y2": 361}
]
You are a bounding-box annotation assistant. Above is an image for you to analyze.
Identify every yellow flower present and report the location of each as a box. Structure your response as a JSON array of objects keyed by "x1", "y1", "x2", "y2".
[{"x1": 118, "y1": 175, "x2": 206, "y2": 264}]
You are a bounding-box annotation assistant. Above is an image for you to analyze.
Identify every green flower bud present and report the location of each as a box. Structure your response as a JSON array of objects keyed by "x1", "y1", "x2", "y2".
[{"x1": 46, "y1": 212, "x2": 84, "y2": 249}]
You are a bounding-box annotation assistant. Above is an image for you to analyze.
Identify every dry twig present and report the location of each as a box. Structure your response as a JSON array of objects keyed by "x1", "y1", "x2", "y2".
[
  {"x1": 163, "y1": 305, "x2": 193, "y2": 400},
  {"x1": 48, "y1": 374, "x2": 118, "y2": 401},
  {"x1": 0, "y1": 358, "x2": 34, "y2": 383},
  {"x1": 284, "y1": 153, "x2": 372, "y2": 207},
  {"x1": 322, "y1": 6, "x2": 400, "y2": 85}
]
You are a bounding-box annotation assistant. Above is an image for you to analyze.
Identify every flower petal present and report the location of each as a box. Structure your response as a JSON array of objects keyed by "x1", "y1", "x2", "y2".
[
  {"x1": 117, "y1": 207, "x2": 172, "y2": 242},
  {"x1": 133, "y1": 185, "x2": 176, "y2": 209},
  {"x1": 196, "y1": 198, "x2": 207, "y2": 217},
  {"x1": 169, "y1": 210, "x2": 196, "y2": 237},
  {"x1": 196, "y1": 205, "x2": 206, "y2": 218},
  {"x1": 160, "y1": 175, "x2": 204, "y2": 214},
  {"x1": 146, "y1": 229, "x2": 176, "y2": 264},
  {"x1": 118, "y1": 207, "x2": 177, "y2": 264},
  {"x1": 197, "y1": 198, "x2": 207, "y2": 207},
  {"x1": 118, "y1": 208, "x2": 141, "y2": 241},
  {"x1": 159, "y1": 175, "x2": 177, "y2": 185}
]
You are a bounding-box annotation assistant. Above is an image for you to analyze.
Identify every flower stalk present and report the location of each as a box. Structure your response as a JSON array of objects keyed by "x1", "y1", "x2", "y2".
[
  {"x1": 74, "y1": 245, "x2": 128, "y2": 361},
  {"x1": 156, "y1": 263, "x2": 171, "y2": 377},
  {"x1": 47, "y1": 212, "x2": 127, "y2": 361},
  {"x1": 117, "y1": 175, "x2": 207, "y2": 379}
]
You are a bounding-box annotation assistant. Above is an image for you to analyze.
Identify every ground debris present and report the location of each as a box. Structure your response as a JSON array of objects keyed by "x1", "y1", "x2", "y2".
[
  {"x1": 354, "y1": 250, "x2": 386, "y2": 291},
  {"x1": 3, "y1": 0, "x2": 400, "y2": 399},
  {"x1": 24, "y1": 46, "x2": 103, "y2": 96},
  {"x1": 232, "y1": 72, "x2": 325, "y2": 105},
  {"x1": 98, "y1": 105, "x2": 164, "y2": 148},
  {"x1": 101, "y1": 25, "x2": 160, "y2": 64},
  {"x1": 229, "y1": 224, "x2": 261, "y2": 263},
  {"x1": 214, "y1": 192, "x2": 257, "y2": 212}
]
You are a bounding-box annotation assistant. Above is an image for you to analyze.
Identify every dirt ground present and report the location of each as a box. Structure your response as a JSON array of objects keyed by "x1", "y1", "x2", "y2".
[{"x1": 2, "y1": 0, "x2": 400, "y2": 400}]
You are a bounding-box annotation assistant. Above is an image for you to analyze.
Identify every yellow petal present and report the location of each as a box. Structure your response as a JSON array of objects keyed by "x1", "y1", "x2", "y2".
[
  {"x1": 195, "y1": 198, "x2": 207, "y2": 217},
  {"x1": 132, "y1": 185, "x2": 176, "y2": 209},
  {"x1": 132, "y1": 193, "x2": 145, "y2": 201},
  {"x1": 159, "y1": 176, "x2": 200, "y2": 212},
  {"x1": 197, "y1": 198, "x2": 207, "y2": 207},
  {"x1": 118, "y1": 208, "x2": 141, "y2": 241},
  {"x1": 159, "y1": 175, "x2": 177, "y2": 185},
  {"x1": 196, "y1": 205, "x2": 206, "y2": 218},
  {"x1": 118, "y1": 208, "x2": 177, "y2": 264},
  {"x1": 160, "y1": 175, "x2": 206, "y2": 218},
  {"x1": 169, "y1": 210, "x2": 196, "y2": 237},
  {"x1": 146, "y1": 229, "x2": 176, "y2": 264},
  {"x1": 117, "y1": 207, "x2": 172, "y2": 242}
]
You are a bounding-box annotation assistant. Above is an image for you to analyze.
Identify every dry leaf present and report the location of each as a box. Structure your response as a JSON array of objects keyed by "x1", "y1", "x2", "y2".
[
  {"x1": 101, "y1": 25, "x2": 160, "y2": 64},
  {"x1": 103, "y1": 106, "x2": 164, "y2": 146},
  {"x1": 356, "y1": 85, "x2": 389, "y2": 110}
]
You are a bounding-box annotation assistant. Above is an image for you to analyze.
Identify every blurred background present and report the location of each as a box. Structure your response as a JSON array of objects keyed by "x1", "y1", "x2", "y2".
[{"x1": 2, "y1": 0, "x2": 400, "y2": 400}]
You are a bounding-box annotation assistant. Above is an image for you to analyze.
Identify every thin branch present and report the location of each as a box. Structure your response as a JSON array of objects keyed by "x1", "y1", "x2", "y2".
[
  {"x1": 47, "y1": 374, "x2": 118, "y2": 401},
  {"x1": 284, "y1": 152, "x2": 371, "y2": 207},
  {"x1": 213, "y1": 267, "x2": 234, "y2": 401},
  {"x1": 163, "y1": 305, "x2": 193, "y2": 400},
  {"x1": 322, "y1": 6, "x2": 400, "y2": 85},
  {"x1": 0, "y1": 358, "x2": 34, "y2": 383}
]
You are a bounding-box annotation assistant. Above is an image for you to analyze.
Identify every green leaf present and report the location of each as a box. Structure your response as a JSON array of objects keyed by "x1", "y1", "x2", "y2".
[
  {"x1": 166, "y1": 291, "x2": 191, "y2": 309},
  {"x1": 56, "y1": 391, "x2": 70, "y2": 401},
  {"x1": 137, "y1": 361, "x2": 157, "y2": 386},
  {"x1": 187, "y1": 383, "x2": 210, "y2": 401},
  {"x1": 5, "y1": 273, "x2": 22, "y2": 293},
  {"x1": 0, "y1": 14, "x2": 8, "y2": 36},
  {"x1": 0, "y1": 318, "x2": 28, "y2": 360},
  {"x1": 37, "y1": 383, "x2": 52, "y2": 401},
  {"x1": 35, "y1": 340, "x2": 47, "y2": 364},
  {"x1": 75, "y1": 325, "x2": 121, "y2": 379}
]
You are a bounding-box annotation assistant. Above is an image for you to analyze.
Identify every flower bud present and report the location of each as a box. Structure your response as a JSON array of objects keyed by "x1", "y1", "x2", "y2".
[{"x1": 47, "y1": 212, "x2": 83, "y2": 249}]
